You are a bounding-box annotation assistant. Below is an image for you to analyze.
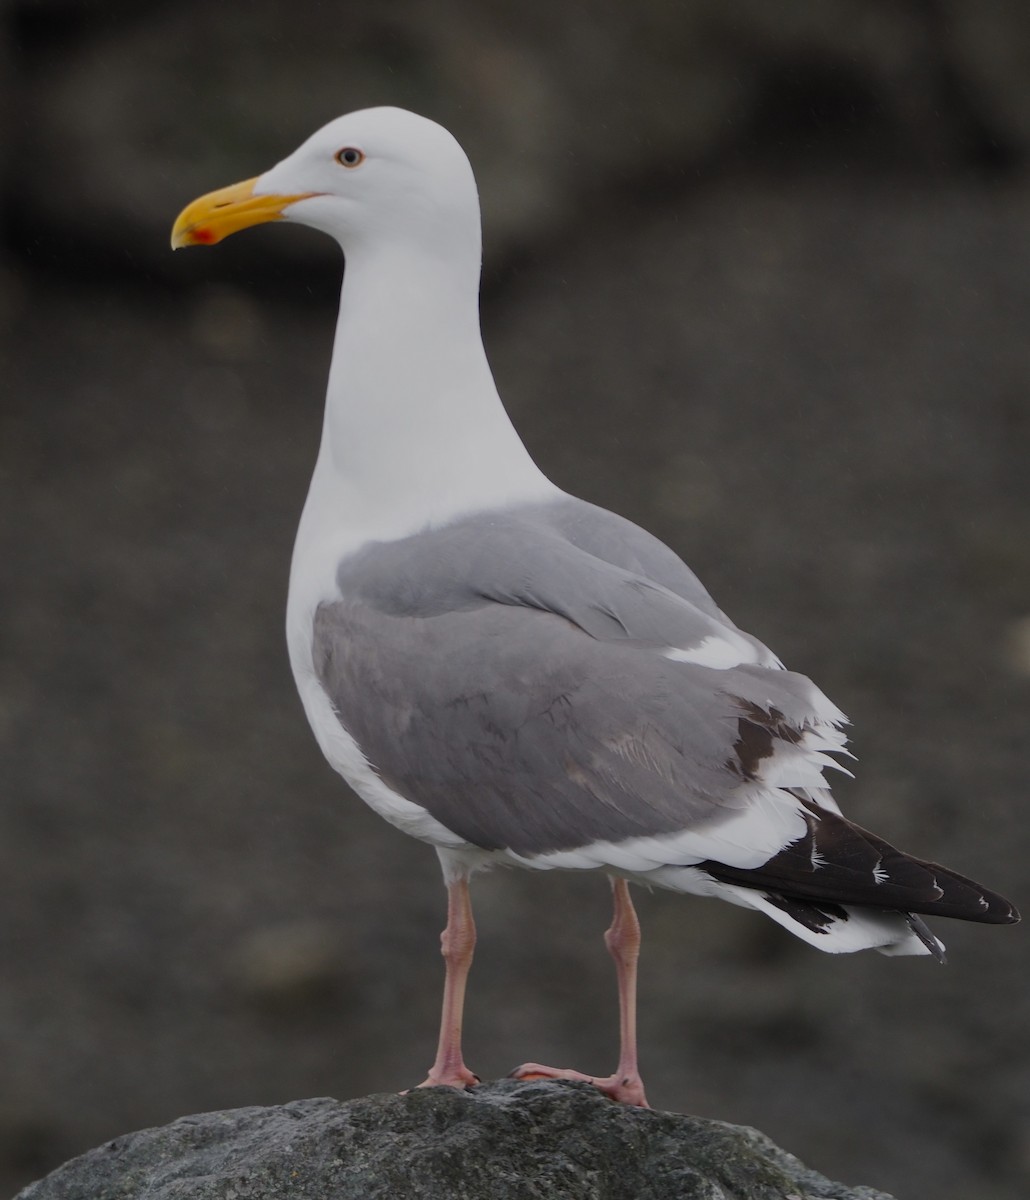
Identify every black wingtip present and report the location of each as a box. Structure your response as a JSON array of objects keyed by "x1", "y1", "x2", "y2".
[{"x1": 931, "y1": 870, "x2": 1021, "y2": 926}]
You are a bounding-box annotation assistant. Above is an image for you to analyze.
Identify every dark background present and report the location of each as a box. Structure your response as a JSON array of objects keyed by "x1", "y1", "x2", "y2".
[{"x1": 3, "y1": 2, "x2": 1029, "y2": 1197}]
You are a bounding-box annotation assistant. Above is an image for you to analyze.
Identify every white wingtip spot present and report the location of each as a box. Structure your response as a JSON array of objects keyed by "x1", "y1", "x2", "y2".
[{"x1": 665, "y1": 632, "x2": 760, "y2": 670}]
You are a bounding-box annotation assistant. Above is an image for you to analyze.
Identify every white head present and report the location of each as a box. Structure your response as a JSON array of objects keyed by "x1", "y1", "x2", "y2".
[
  {"x1": 172, "y1": 106, "x2": 553, "y2": 545},
  {"x1": 171, "y1": 106, "x2": 482, "y2": 261}
]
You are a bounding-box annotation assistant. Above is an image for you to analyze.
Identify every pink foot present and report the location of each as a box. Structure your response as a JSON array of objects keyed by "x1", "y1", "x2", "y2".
[
  {"x1": 410, "y1": 1064, "x2": 480, "y2": 1091},
  {"x1": 509, "y1": 1062, "x2": 649, "y2": 1108}
]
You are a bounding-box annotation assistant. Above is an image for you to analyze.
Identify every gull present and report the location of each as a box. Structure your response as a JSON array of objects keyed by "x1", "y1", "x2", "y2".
[{"x1": 171, "y1": 107, "x2": 1018, "y2": 1107}]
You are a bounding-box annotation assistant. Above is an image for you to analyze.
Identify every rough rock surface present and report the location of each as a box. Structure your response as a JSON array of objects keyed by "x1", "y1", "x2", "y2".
[{"x1": 15, "y1": 1080, "x2": 894, "y2": 1200}]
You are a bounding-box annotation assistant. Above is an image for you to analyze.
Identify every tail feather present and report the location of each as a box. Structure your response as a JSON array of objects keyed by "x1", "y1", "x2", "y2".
[
  {"x1": 693, "y1": 877, "x2": 946, "y2": 957},
  {"x1": 902, "y1": 913, "x2": 947, "y2": 964}
]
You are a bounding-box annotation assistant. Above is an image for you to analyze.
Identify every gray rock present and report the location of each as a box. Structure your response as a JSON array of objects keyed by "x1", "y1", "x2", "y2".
[{"x1": 15, "y1": 1079, "x2": 895, "y2": 1200}]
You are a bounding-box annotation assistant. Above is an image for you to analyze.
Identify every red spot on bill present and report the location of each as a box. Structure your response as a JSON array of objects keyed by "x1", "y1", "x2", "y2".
[{"x1": 192, "y1": 227, "x2": 216, "y2": 244}]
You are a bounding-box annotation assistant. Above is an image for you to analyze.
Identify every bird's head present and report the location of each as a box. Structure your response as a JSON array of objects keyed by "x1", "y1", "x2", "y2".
[{"x1": 171, "y1": 106, "x2": 481, "y2": 256}]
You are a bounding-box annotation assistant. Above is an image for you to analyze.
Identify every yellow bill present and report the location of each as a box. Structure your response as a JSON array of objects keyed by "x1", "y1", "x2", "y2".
[{"x1": 170, "y1": 177, "x2": 316, "y2": 249}]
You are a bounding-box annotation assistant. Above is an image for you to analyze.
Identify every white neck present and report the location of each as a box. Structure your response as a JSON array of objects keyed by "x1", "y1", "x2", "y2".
[{"x1": 296, "y1": 237, "x2": 554, "y2": 558}]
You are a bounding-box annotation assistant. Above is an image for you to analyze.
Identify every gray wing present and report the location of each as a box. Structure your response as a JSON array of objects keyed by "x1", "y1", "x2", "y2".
[
  {"x1": 316, "y1": 503, "x2": 841, "y2": 857},
  {"x1": 533, "y1": 494, "x2": 730, "y2": 619},
  {"x1": 335, "y1": 499, "x2": 782, "y2": 668}
]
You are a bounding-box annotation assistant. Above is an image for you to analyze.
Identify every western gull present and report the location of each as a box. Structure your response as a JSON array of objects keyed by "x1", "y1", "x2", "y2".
[{"x1": 171, "y1": 106, "x2": 1019, "y2": 1107}]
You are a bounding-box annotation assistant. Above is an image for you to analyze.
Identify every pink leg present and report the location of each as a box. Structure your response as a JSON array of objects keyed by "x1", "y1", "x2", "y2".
[
  {"x1": 511, "y1": 876, "x2": 649, "y2": 1107},
  {"x1": 415, "y1": 876, "x2": 479, "y2": 1090}
]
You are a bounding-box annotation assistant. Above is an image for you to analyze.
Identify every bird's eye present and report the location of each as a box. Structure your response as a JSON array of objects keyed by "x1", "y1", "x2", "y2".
[{"x1": 335, "y1": 147, "x2": 365, "y2": 168}]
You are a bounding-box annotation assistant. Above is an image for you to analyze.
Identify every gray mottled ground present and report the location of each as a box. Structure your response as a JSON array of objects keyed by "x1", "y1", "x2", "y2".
[{"x1": 15, "y1": 1079, "x2": 896, "y2": 1200}]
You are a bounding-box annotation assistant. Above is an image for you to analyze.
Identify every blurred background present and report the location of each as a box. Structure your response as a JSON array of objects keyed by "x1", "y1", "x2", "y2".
[{"x1": 2, "y1": 1, "x2": 1029, "y2": 1197}]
